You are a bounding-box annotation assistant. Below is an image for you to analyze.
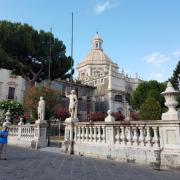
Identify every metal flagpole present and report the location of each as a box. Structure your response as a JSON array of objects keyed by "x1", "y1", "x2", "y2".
[
  {"x1": 48, "y1": 27, "x2": 52, "y2": 85},
  {"x1": 70, "y1": 12, "x2": 73, "y2": 90}
]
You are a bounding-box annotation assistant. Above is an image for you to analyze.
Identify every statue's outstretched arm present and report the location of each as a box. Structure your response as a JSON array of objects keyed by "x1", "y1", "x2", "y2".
[{"x1": 65, "y1": 91, "x2": 69, "y2": 98}]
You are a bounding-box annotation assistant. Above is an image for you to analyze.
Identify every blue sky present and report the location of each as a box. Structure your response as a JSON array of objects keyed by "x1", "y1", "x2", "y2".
[{"x1": 0, "y1": 0, "x2": 180, "y2": 82}]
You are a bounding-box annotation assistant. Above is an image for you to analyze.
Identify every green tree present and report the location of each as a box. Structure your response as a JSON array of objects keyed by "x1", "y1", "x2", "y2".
[
  {"x1": 169, "y1": 61, "x2": 180, "y2": 90},
  {"x1": 139, "y1": 97, "x2": 161, "y2": 120},
  {"x1": 0, "y1": 100, "x2": 23, "y2": 121},
  {"x1": 24, "y1": 86, "x2": 61, "y2": 123},
  {"x1": 0, "y1": 20, "x2": 73, "y2": 85},
  {"x1": 130, "y1": 80, "x2": 166, "y2": 110}
]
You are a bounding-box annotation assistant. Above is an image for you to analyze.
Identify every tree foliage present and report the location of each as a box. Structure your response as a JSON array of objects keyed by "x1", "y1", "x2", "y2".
[
  {"x1": 24, "y1": 86, "x2": 61, "y2": 123},
  {"x1": 90, "y1": 111, "x2": 125, "y2": 122},
  {"x1": 130, "y1": 80, "x2": 166, "y2": 110},
  {"x1": 0, "y1": 100, "x2": 23, "y2": 122},
  {"x1": 0, "y1": 20, "x2": 73, "y2": 85},
  {"x1": 52, "y1": 104, "x2": 70, "y2": 120},
  {"x1": 169, "y1": 61, "x2": 180, "y2": 90},
  {"x1": 139, "y1": 97, "x2": 161, "y2": 120}
]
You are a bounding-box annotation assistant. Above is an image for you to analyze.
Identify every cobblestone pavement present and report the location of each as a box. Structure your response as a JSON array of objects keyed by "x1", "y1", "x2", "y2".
[{"x1": 0, "y1": 146, "x2": 180, "y2": 180}]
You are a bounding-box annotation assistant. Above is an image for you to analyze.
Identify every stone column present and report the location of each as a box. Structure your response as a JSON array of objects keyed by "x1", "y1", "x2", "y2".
[
  {"x1": 160, "y1": 82, "x2": 180, "y2": 150},
  {"x1": 158, "y1": 82, "x2": 180, "y2": 169}
]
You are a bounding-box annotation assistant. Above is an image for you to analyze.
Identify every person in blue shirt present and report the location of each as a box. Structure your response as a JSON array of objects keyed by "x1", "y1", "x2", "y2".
[{"x1": 0, "y1": 124, "x2": 9, "y2": 160}]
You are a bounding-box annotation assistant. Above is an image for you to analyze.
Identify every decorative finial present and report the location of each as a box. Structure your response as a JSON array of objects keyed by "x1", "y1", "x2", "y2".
[{"x1": 167, "y1": 81, "x2": 172, "y2": 87}]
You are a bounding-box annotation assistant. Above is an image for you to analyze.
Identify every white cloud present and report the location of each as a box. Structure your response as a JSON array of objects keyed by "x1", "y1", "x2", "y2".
[
  {"x1": 151, "y1": 71, "x2": 163, "y2": 82},
  {"x1": 142, "y1": 52, "x2": 169, "y2": 67},
  {"x1": 172, "y1": 50, "x2": 180, "y2": 58},
  {"x1": 94, "y1": 0, "x2": 119, "y2": 14}
]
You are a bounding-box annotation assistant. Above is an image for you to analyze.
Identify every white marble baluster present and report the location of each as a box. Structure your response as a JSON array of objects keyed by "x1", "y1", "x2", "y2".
[
  {"x1": 116, "y1": 127, "x2": 120, "y2": 144},
  {"x1": 126, "y1": 126, "x2": 132, "y2": 145},
  {"x1": 93, "y1": 127, "x2": 97, "y2": 142},
  {"x1": 122, "y1": 127, "x2": 127, "y2": 145},
  {"x1": 102, "y1": 126, "x2": 106, "y2": 143},
  {"x1": 119, "y1": 127, "x2": 122, "y2": 144},
  {"x1": 74, "y1": 126, "x2": 77, "y2": 141},
  {"x1": 146, "y1": 127, "x2": 151, "y2": 147},
  {"x1": 135, "y1": 127, "x2": 139, "y2": 146},
  {"x1": 78, "y1": 127, "x2": 81, "y2": 141},
  {"x1": 139, "y1": 126, "x2": 144, "y2": 146},
  {"x1": 98, "y1": 126, "x2": 101, "y2": 143},
  {"x1": 82, "y1": 126, "x2": 85, "y2": 142},
  {"x1": 131, "y1": 126, "x2": 135, "y2": 145},
  {"x1": 89, "y1": 126, "x2": 93, "y2": 142},
  {"x1": 152, "y1": 127, "x2": 159, "y2": 147},
  {"x1": 85, "y1": 127, "x2": 89, "y2": 142}
]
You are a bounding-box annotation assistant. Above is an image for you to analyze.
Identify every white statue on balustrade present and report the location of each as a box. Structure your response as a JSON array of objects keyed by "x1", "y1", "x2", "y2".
[
  {"x1": 105, "y1": 110, "x2": 115, "y2": 122},
  {"x1": 18, "y1": 117, "x2": 24, "y2": 126},
  {"x1": 65, "y1": 90, "x2": 78, "y2": 119},
  {"x1": 38, "y1": 96, "x2": 45, "y2": 121}
]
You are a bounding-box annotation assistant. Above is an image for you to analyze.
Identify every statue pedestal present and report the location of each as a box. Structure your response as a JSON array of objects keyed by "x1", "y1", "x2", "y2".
[
  {"x1": 62, "y1": 117, "x2": 78, "y2": 154},
  {"x1": 161, "y1": 111, "x2": 179, "y2": 121},
  {"x1": 3, "y1": 121, "x2": 11, "y2": 127},
  {"x1": 105, "y1": 115, "x2": 115, "y2": 123},
  {"x1": 125, "y1": 116, "x2": 132, "y2": 121},
  {"x1": 34, "y1": 119, "x2": 47, "y2": 149},
  {"x1": 65, "y1": 117, "x2": 79, "y2": 123}
]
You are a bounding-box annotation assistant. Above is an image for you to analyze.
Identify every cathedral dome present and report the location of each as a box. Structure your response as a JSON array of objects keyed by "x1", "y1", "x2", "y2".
[
  {"x1": 77, "y1": 32, "x2": 118, "y2": 70},
  {"x1": 83, "y1": 50, "x2": 112, "y2": 63},
  {"x1": 81, "y1": 32, "x2": 116, "y2": 65}
]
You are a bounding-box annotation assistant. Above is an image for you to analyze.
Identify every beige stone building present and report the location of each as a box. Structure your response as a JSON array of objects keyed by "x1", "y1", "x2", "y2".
[
  {"x1": 77, "y1": 33, "x2": 141, "y2": 115},
  {"x1": 0, "y1": 69, "x2": 26, "y2": 102}
]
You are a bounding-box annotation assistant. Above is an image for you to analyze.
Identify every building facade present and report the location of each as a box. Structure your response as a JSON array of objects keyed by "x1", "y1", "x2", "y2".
[
  {"x1": 0, "y1": 69, "x2": 26, "y2": 102},
  {"x1": 77, "y1": 33, "x2": 141, "y2": 115},
  {"x1": 40, "y1": 79, "x2": 96, "y2": 121}
]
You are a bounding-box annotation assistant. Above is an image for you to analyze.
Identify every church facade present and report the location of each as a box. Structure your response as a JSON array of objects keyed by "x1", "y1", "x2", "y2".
[{"x1": 77, "y1": 33, "x2": 141, "y2": 115}]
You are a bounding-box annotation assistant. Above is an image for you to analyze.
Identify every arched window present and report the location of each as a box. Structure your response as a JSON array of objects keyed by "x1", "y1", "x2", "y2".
[{"x1": 96, "y1": 43, "x2": 99, "y2": 48}]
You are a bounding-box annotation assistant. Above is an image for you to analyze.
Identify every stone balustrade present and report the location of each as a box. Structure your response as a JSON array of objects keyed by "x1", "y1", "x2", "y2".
[
  {"x1": 74, "y1": 125, "x2": 106, "y2": 143},
  {"x1": 8, "y1": 123, "x2": 47, "y2": 149},
  {"x1": 73, "y1": 122, "x2": 161, "y2": 147},
  {"x1": 64, "y1": 120, "x2": 180, "y2": 169}
]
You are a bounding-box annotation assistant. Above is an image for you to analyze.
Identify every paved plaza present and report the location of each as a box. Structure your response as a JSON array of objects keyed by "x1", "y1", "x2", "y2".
[{"x1": 0, "y1": 146, "x2": 180, "y2": 180}]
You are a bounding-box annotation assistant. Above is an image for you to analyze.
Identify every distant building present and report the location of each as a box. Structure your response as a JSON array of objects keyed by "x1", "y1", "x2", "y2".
[
  {"x1": 40, "y1": 79, "x2": 96, "y2": 121},
  {"x1": 0, "y1": 33, "x2": 142, "y2": 118},
  {"x1": 0, "y1": 69, "x2": 26, "y2": 102},
  {"x1": 77, "y1": 33, "x2": 141, "y2": 115}
]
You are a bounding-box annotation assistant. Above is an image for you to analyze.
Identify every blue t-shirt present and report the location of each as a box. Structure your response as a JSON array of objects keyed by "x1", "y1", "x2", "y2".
[{"x1": 0, "y1": 130, "x2": 8, "y2": 144}]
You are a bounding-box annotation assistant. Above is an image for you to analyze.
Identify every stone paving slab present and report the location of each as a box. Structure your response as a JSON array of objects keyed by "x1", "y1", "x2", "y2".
[
  {"x1": 0, "y1": 146, "x2": 180, "y2": 180},
  {"x1": 39, "y1": 147, "x2": 62, "y2": 154}
]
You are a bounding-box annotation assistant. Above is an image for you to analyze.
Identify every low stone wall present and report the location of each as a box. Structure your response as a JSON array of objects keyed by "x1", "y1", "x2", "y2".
[
  {"x1": 8, "y1": 123, "x2": 47, "y2": 149},
  {"x1": 64, "y1": 121, "x2": 180, "y2": 170},
  {"x1": 74, "y1": 143, "x2": 157, "y2": 165}
]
